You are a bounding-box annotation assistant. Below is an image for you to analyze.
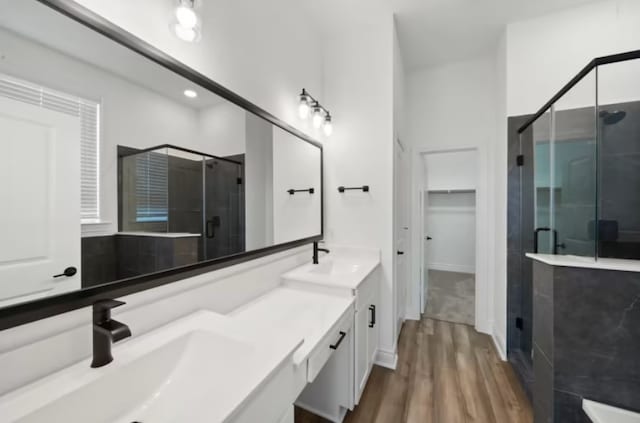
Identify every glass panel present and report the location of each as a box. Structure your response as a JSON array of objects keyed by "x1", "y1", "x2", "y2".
[
  {"x1": 203, "y1": 156, "x2": 245, "y2": 260},
  {"x1": 121, "y1": 147, "x2": 170, "y2": 233},
  {"x1": 551, "y1": 71, "x2": 597, "y2": 257},
  {"x1": 596, "y1": 59, "x2": 640, "y2": 259},
  {"x1": 533, "y1": 109, "x2": 553, "y2": 254}
]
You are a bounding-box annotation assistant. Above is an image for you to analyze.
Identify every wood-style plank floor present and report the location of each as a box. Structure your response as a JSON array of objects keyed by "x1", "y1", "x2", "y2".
[{"x1": 295, "y1": 317, "x2": 532, "y2": 423}]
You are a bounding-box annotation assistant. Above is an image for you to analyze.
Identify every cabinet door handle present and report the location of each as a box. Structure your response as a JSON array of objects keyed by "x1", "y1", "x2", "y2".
[
  {"x1": 369, "y1": 305, "x2": 376, "y2": 328},
  {"x1": 329, "y1": 331, "x2": 347, "y2": 350}
]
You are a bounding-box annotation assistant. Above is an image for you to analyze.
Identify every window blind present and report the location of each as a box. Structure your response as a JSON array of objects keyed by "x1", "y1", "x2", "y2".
[
  {"x1": 135, "y1": 151, "x2": 169, "y2": 222},
  {"x1": 0, "y1": 74, "x2": 100, "y2": 221}
]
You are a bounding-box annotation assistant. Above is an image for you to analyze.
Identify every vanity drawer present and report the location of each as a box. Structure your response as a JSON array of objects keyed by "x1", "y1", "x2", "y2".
[
  {"x1": 355, "y1": 267, "x2": 379, "y2": 311},
  {"x1": 307, "y1": 306, "x2": 354, "y2": 383}
]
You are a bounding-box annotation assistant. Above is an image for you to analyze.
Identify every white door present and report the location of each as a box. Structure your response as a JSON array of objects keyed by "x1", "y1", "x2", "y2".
[
  {"x1": 394, "y1": 139, "x2": 409, "y2": 332},
  {"x1": 0, "y1": 97, "x2": 81, "y2": 306}
]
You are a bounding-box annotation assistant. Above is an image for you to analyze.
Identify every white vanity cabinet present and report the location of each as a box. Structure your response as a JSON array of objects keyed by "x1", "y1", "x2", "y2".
[
  {"x1": 353, "y1": 269, "x2": 379, "y2": 404},
  {"x1": 282, "y1": 256, "x2": 381, "y2": 422}
]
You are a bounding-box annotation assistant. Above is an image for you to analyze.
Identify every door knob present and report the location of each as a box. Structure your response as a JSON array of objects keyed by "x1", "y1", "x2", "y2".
[
  {"x1": 426, "y1": 236, "x2": 432, "y2": 240},
  {"x1": 53, "y1": 267, "x2": 77, "y2": 278},
  {"x1": 397, "y1": 251, "x2": 405, "y2": 255}
]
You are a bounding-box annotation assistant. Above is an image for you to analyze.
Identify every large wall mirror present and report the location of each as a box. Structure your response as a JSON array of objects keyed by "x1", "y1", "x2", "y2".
[{"x1": 0, "y1": 0, "x2": 322, "y2": 325}]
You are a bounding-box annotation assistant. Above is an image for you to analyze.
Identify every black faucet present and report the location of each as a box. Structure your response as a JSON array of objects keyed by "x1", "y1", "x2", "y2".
[
  {"x1": 91, "y1": 299, "x2": 131, "y2": 368},
  {"x1": 313, "y1": 241, "x2": 330, "y2": 264}
]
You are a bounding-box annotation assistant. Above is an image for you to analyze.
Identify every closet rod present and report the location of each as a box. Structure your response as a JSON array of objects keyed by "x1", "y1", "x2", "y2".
[{"x1": 428, "y1": 189, "x2": 475, "y2": 194}]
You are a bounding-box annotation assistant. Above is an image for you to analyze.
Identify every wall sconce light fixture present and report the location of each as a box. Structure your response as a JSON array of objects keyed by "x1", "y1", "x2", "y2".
[
  {"x1": 298, "y1": 88, "x2": 333, "y2": 137},
  {"x1": 172, "y1": 0, "x2": 201, "y2": 42}
]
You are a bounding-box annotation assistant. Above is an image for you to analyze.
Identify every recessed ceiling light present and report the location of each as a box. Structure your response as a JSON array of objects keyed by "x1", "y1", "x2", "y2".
[{"x1": 184, "y1": 89, "x2": 198, "y2": 98}]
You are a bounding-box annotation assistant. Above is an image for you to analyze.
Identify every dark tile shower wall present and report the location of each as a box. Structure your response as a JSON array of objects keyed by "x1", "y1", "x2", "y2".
[
  {"x1": 81, "y1": 235, "x2": 198, "y2": 287},
  {"x1": 81, "y1": 236, "x2": 117, "y2": 287},
  {"x1": 115, "y1": 235, "x2": 198, "y2": 280},
  {"x1": 531, "y1": 261, "x2": 640, "y2": 422},
  {"x1": 598, "y1": 101, "x2": 640, "y2": 259}
]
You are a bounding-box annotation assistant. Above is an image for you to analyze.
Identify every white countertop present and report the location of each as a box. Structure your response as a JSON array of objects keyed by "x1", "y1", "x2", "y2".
[
  {"x1": 230, "y1": 287, "x2": 354, "y2": 366},
  {"x1": 0, "y1": 311, "x2": 302, "y2": 423},
  {"x1": 583, "y1": 399, "x2": 640, "y2": 423},
  {"x1": 526, "y1": 253, "x2": 640, "y2": 273}
]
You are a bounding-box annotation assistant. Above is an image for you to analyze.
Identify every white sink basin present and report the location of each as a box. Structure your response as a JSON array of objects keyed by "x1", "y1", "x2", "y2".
[
  {"x1": 283, "y1": 258, "x2": 379, "y2": 289},
  {"x1": 309, "y1": 261, "x2": 361, "y2": 276},
  {"x1": 0, "y1": 311, "x2": 302, "y2": 423}
]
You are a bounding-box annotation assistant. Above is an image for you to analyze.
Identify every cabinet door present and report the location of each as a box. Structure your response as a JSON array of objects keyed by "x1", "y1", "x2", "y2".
[
  {"x1": 367, "y1": 301, "x2": 379, "y2": 367},
  {"x1": 354, "y1": 306, "x2": 369, "y2": 403}
]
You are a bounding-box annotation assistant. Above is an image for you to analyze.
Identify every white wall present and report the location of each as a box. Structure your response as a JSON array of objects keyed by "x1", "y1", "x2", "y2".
[
  {"x1": 507, "y1": 0, "x2": 640, "y2": 116},
  {"x1": 272, "y1": 128, "x2": 322, "y2": 243},
  {"x1": 0, "y1": 0, "x2": 326, "y2": 393},
  {"x1": 322, "y1": 19, "x2": 397, "y2": 365},
  {"x1": 425, "y1": 193, "x2": 476, "y2": 273},
  {"x1": 245, "y1": 113, "x2": 274, "y2": 250},
  {"x1": 407, "y1": 57, "x2": 498, "y2": 336},
  {"x1": 74, "y1": 0, "x2": 324, "y2": 138},
  {"x1": 424, "y1": 150, "x2": 477, "y2": 191}
]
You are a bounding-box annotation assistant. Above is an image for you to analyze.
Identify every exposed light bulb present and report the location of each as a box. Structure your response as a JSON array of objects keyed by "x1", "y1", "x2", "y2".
[
  {"x1": 175, "y1": 4, "x2": 198, "y2": 29},
  {"x1": 174, "y1": 24, "x2": 198, "y2": 42},
  {"x1": 323, "y1": 115, "x2": 333, "y2": 137},
  {"x1": 299, "y1": 95, "x2": 310, "y2": 119},
  {"x1": 312, "y1": 106, "x2": 323, "y2": 128},
  {"x1": 172, "y1": 0, "x2": 201, "y2": 42},
  {"x1": 184, "y1": 89, "x2": 198, "y2": 98}
]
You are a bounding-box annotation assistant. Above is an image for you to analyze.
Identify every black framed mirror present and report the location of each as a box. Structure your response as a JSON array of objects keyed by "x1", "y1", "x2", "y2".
[{"x1": 0, "y1": 0, "x2": 323, "y2": 330}]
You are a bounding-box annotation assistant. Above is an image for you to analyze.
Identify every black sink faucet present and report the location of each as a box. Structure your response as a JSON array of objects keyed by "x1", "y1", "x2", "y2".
[
  {"x1": 91, "y1": 299, "x2": 131, "y2": 368},
  {"x1": 313, "y1": 241, "x2": 330, "y2": 265}
]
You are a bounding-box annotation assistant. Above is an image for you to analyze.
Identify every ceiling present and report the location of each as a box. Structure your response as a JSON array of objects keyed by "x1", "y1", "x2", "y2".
[{"x1": 304, "y1": 0, "x2": 601, "y2": 70}]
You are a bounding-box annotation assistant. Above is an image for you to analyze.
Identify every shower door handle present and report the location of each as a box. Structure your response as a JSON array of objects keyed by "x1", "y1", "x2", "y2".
[
  {"x1": 206, "y1": 216, "x2": 221, "y2": 238},
  {"x1": 534, "y1": 227, "x2": 558, "y2": 255},
  {"x1": 206, "y1": 220, "x2": 215, "y2": 238}
]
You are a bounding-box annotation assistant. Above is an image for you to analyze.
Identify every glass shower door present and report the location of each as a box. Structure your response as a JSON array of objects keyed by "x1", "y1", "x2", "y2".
[{"x1": 203, "y1": 157, "x2": 245, "y2": 260}]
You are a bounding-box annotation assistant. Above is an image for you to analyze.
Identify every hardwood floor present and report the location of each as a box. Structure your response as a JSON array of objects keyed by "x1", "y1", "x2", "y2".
[{"x1": 295, "y1": 317, "x2": 532, "y2": 423}]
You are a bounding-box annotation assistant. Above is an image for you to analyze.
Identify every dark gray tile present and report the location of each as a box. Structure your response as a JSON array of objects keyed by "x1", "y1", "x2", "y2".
[
  {"x1": 533, "y1": 344, "x2": 554, "y2": 423},
  {"x1": 554, "y1": 390, "x2": 590, "y2": 423}
]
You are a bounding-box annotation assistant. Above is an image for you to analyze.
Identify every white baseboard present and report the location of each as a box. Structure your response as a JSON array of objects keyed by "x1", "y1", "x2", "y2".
[
  {"x1": 492, "y1": 330, "x2": 507, "y2": 361},
  {"x1": 374, "y1": 349, "x2": 398, "y2": 370},
  {"x1": 428, "y1": 263, "x2": 475, "y2": 274}
]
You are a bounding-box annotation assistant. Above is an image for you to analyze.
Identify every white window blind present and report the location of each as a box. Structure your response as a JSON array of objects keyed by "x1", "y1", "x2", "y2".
[
  {"x1": 135, "y1": 151, "x2": 168, "y2": 222},
  {"x1": 0, "y1": 74, "x2": 100, "y2": 221}
]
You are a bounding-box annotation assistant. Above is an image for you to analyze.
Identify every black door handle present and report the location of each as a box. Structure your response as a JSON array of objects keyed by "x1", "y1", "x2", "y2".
[
  {"x1": 329, "y1": 331, "x2": 347, "y2": 350},
  {"x1": 397, "y1": 251, "x2": 405, "y2": 255},
  {"x1": 426, "y1": 236, "x2": 432, "y2": 240},
  {"x1": 53, "y1": 267, "x2": 77, "y2": 278},
  {"x1": 369, "y1": 305, "x2": 376, "y2": 328}
]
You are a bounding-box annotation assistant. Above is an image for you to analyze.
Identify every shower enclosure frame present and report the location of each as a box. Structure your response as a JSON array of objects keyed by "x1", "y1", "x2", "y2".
[
  {"x1": 508, "y1": 48, "x2": 640, "y2": 397},
  {"x1": 118, "y1": 143, "x2": 245, "y2": 261}
]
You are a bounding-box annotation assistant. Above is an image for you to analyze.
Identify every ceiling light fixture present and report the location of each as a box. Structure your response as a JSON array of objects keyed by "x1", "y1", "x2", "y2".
[
  {"x1": 323, "y1": 114, "x2": 333, "y2": 137},
  {"x1": 172, "y1": 0, "x2": 201, "y2": 42},
  {"x1": 297, "y1": 88, "x2": 334, "y2": 137},
  {"x1": 298, "y1": 89, "x2": 310, "y2": 119},
  {"x1": 183, "y1": 89, "x2": 198, "y2": 98}
]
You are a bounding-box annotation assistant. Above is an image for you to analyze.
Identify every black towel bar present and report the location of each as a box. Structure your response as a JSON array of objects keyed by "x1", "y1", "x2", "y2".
[{"x1": 338, "y1": 185, "x2": 369, "y2": 193}]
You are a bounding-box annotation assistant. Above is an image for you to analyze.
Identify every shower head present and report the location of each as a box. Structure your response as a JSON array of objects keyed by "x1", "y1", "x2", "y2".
[{"x1": 599, "y1": 110, "x2": 626, "y2": 125}]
